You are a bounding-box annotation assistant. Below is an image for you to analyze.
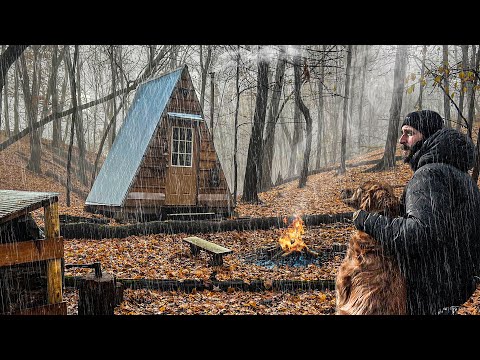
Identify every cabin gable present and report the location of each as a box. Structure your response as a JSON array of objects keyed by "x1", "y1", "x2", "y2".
[{"x1": 86, "y1": 65, "x2": 234, "y2": 219}]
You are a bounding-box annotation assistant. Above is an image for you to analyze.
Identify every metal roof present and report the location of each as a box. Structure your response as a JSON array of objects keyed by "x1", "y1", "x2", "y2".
[
  {"x1": 0, "y1": 190, "x2": 59, "y2": 225},
  {"x1": 86, "y1": 66, "x2": 185, "y2": 207}
]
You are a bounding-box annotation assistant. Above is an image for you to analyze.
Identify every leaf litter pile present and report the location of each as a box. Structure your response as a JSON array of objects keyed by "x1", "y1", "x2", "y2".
[{"x1": 1, "y1": 133, "x2": 479, "y2": 315}]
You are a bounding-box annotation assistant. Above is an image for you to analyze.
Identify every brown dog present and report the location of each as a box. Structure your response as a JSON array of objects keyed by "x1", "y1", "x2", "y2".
[{"x1": 335, "y1": 181, "x2": 407, "y2": 315}]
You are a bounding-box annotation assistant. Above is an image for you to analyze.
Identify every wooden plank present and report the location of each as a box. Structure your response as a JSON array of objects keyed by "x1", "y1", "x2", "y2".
[
  {"x1": 183, "y1": 236, "x2": 232, "y2": 255},
  {"x1": 198, "y1": 193, "x2": 231, "y2": 202},
  {"x1": 200, "y1": 152, "x2": 218, "y2": 162},
  {"x1": 14, "y1": 301, "x2": 67, "y2": 315},
  {"x1": 127, "y1": 192, "x2": 165, "y2": 200},
  {"x1": 0, "y1": 237, "x2": 64, "y2": 267}
]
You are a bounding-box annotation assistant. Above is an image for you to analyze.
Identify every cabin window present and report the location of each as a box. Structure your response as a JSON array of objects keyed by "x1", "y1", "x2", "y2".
[{"x1": 171, "y1": 126, "x2": 193, "y2": 167}]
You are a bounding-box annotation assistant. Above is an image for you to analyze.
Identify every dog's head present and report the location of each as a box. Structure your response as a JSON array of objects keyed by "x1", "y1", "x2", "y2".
[{"x1": 341, "y1": 181, "x2": 400, "y2": 217}]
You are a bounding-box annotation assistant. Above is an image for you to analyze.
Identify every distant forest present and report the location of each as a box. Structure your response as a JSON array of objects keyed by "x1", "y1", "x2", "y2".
[{"x1": 0, "y1": 45, "x2": 479, "y2": 203}]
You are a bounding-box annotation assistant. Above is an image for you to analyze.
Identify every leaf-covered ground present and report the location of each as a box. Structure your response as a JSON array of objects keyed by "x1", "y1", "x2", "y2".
[{"x1": 1, "y1": 132, "x2": 479, "y2": 315}]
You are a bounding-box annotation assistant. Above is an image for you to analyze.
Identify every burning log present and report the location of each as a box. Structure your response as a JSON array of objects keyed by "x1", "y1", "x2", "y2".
[{"x1": 277, "y1": 215, "x2": 319, "y2": 258}]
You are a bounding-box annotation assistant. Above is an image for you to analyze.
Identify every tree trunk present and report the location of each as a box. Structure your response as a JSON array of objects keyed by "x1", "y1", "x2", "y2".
[
  {"x1": 443, "y1": 45, "x2": 451, "y2": 128},
  {"x1": 293, "y1": 48, "x2": 313, "y2": 188},
  {"x1": 108, "y1": 45, "x2": 117, "y2": 150},
  {"x1": 20, "y1": 48, "x2": 42, "y2": 174},
  {"x1": 241, "y1": 49, "x2": 269, "y2": 203},
  {"x1": 210, "y1": 71, "x2": 215, "y2": 140},
  {"x1": 456, "y1": 45, "x2": 469, "y2": 131},
  {"x1": 199, "y1": 45, "x2": 212, "y2": 111},
  {"x1": 315, "y1": 45, "x2": 326, "y2": 170},
  {"x1": 467, "y1": 45, "x2": 480, "y2": 139},
  {"x1": 72, "y1": 50, "x2": 88, "y2": 186},
  {"x1": 261, "y1": 48, "x2": 286, "y2": 191},
  {"x1": 13, "y1": 61, "x2": 20, "y2": 135},
  {"x1": 347, "y1": 45, "x2": 357, "y2": 152},
  {"x1": 369, "y1": 45, "x2": 408, "y2": 171},
  {"x1": 2, "y1": 46, "x2": 10, "y2": 136},
  {"x1": 59, "y1": 59, "x2": 69, "y2": 145},
  {"x1": 357, "y1": 45, "x2": 369, "y2": 152},
  {"x1": 51, "y1": 45, "x2": 62, "y2": 148},
  {"x1": 288, "y1": 101, "x2": 302, "y2": 177},
  {"x1": 469, "y1": 46, "x2": 480, "y2": 182},
  {"x1": 233, "y1": 46, "x2": 240, "y2": 206},
  {"x1": 417, "y1": 45, "x2": 427, "y2": 111},
  {"x1": 339, "y1": 45, "x2": 353, "y2": 174},
  {"x1": 64, "y1": 45, "x2": 79, "y2": 207}
]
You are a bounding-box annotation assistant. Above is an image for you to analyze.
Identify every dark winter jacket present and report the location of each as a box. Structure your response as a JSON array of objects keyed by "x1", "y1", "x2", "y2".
[{"x1": 354, "y1": 128, "x2": 480, "y2": 315}]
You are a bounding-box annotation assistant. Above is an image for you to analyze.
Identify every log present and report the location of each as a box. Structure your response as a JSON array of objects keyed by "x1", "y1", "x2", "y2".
[
  {"x1": 59, "y1": 214, "x2": 109, "y2": 224},
  {"x1": 65, "y1": 276, "x2": 336, "y2": 293},
  {"x1": 77, "y1": 272, "x2": 116, "y2": 315},
  {"x1": 61, "y1": 212, "x2": 353, "y2": 239}
]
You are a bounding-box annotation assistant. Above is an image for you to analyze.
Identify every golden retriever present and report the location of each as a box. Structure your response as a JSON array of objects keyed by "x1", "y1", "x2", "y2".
[{"x1": 335, "y1": 181, "x2": 407, "y2": 315}]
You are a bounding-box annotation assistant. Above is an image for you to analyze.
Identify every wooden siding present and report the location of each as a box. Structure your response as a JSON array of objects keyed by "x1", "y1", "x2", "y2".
[{"x1": 125, "y1": 66, "x2": 233, "y2": 212}]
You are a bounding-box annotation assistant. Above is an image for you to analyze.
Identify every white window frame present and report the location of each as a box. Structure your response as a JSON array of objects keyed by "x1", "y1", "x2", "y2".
[{"x1": 171, "y1": 125, "x2": 193, "y2": 167}]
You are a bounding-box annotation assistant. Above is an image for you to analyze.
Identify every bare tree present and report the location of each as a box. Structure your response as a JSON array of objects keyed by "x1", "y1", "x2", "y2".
[
  {"x1": 456, "y1": 45, "x2": 469, "y2": 131},
  {"x1": 416, "y1": 45, "x2": 427, "y2": 111},
  {"x1": 0, "y1": 45, "x2": 28, "y2": 94},
  {"x1": 339, "y1": 45, "x2": 353, "y2": 174},
  {"x1": 369, "y1": 45, "x2": 409, "y2": 171},
  {"x1": 315, "y1": 45, "x2": 326, "y2": 170},
  {"x1": 233, "y1": 46, "x2": 241, "y2": 206},
  {"x1": 443, "y1": 45, "x2": 451, "y2": 127},
  {"x1": 20, "y1": 46, "x2": 42, "y2": 173},
  {"x1": 260, "y1": 46, "x2": 286, "y2": 191},
  {"x1": 13, "y1": 61, "x2": 20, "y2": 135},
  {"x1": 292, "y1": 47, "x2": 314, "y2": 188},
  {"x1": 64, "y1": 45, "x2": 79, "y2": 207},
  {"x1": 241, "y1": 48, "x2": 269, "y2": 203},
  {"x1": 288, "y1": 99, "x2": 302, "y2": 177},
  {"x1": 467, "y1": 45, "x2": 480, "y2": 138},
  {"x1": 199, "y1": 45, "x2": 213, "y2": 110},
  {"x1": 357, "y1": 45, "x2": 369, "y2": 152}
]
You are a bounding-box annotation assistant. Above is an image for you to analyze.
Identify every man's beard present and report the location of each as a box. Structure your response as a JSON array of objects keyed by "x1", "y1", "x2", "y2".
[{"x1": 402, "y1": 140, "x2": 424, "y2": 164}]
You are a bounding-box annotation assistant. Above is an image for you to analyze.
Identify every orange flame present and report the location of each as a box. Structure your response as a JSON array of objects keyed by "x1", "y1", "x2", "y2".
[{"x1": 278, "y1": 215, "x2": 307, "y2": 254}]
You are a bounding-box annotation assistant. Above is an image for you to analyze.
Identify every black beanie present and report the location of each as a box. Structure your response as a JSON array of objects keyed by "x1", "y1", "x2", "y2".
[{"x1": 401, "y1": 110, "x2": 444, "y2": 140}]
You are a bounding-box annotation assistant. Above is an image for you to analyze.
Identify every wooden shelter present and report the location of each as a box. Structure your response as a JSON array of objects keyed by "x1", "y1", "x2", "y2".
[
  {"x1": 0, "y1": 190, "x2": 65, "y2": 315},
  {"x1": 85, "y1": 65, "x2": 234, "y2": 220}
]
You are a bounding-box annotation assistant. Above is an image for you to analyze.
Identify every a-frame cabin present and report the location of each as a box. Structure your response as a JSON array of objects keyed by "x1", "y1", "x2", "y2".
[{"x1": 85, "y1": 65, "x2": 234, "y2": 221}]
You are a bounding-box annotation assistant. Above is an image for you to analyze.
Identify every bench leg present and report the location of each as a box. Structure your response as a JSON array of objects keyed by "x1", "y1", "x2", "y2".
[
  {"x1": 210, "y1": 254, "x2": 223, "y2": 266},
  {"x1": 189, "y1": 244, "x2": 200, "y2": 256}
]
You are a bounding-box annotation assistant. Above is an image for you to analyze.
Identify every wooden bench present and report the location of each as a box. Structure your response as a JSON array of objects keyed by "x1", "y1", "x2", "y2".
[{"x1": 183, "y1": 236, "x2": 233, "y2": 266}]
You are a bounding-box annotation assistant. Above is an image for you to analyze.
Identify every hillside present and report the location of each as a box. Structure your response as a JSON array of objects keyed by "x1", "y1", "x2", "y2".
[{"x1": 1, "y1": 129, "x2": 479, "y2": 315}]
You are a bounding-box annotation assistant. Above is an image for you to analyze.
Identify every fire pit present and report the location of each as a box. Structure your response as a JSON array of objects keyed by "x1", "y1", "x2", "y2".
[{"x1": 243, "y1": 215, "x2": 338, "y2": 269}]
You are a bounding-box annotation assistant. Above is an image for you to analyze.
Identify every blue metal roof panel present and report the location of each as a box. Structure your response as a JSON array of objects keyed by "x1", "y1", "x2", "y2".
[{"x1": 86, "y1": 67, "x2": 183, "y2": 206}]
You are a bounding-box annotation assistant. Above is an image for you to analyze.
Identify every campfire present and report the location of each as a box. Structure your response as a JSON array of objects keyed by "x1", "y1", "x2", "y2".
[
  {"x1": 278, "y1": 215, "x2": 318, "y2": 257},
  {"x1": 243, "y1": 216, "x2": 345, "y2": 269}
]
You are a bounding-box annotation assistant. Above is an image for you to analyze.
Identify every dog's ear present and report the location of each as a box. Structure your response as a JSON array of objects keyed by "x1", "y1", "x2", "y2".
[
  {"x1": 342, "y1": 187, "x2": 364, "y2": 208},
  {"x1": 340, "y1": 188, "x2": 353, "y2": 200}
]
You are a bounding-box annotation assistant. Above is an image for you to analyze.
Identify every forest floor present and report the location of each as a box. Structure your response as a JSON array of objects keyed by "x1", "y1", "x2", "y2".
[{"x1": 1, "y1": 130, "x2": 480, "y2": 316}]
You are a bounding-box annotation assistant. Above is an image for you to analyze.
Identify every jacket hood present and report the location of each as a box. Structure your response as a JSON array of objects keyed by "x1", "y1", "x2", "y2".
[{"x1": 409, "y1": 128, "x2": 476, "y2": 172}]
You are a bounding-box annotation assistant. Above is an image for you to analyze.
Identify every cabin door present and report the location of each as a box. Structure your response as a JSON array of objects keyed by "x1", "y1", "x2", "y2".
[{"x1": 165, "y1": 122, "x2": 197, "y2": 205}]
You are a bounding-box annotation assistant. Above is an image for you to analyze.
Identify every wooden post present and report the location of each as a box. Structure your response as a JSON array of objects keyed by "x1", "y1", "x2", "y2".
[{"x1": 44, "y1": 201, "x2": 63, "y2": 304}]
